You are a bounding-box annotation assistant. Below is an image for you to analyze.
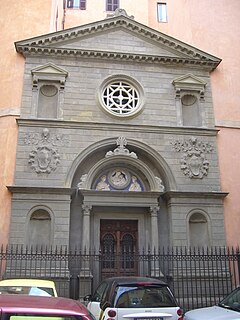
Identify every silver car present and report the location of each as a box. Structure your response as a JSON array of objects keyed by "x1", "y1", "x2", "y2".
[{"x1": 184, "y1": 286, "x2": 240, "y2": 320}]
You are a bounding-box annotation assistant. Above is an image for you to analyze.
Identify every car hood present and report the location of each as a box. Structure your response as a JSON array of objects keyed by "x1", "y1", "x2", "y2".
[{"x1": 185, "y1": 305, "x2": 240, "y2": 320}]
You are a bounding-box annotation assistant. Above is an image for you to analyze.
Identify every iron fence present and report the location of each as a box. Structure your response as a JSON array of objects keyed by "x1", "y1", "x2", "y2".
[{"x1": 0, "y1": 245, "x2": 240, "y2": 312}]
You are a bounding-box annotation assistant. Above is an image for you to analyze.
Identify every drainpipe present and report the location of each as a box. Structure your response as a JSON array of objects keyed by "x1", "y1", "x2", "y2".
[{"x1": 62, "y1": 0, "x2": 66, "y2": 30}]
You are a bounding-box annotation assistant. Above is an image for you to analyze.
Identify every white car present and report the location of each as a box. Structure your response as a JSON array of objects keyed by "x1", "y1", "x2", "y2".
[
  {"x1": 85, "y1": 276, "x2": 184, "y2": 320},
  {"x1": 184, "y1": 286, "x2": 240, "y2": 320}
]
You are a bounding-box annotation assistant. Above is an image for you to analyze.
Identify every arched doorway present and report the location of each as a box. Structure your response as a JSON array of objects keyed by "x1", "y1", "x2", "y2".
[{"x1": 68, "y1": 136, "x2": 175, "y2": 281}]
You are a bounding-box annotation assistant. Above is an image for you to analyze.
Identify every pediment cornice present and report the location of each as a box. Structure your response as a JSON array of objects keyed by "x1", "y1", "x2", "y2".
[
  {"x1": 15, "y1": 46, "x2": 219, "y2": 70},
  {"x1": 15, "y1": 12, "x2": 221, "y2": 71}
]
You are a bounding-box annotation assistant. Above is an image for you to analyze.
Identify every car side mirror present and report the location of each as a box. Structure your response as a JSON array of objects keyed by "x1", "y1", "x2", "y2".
[
  {"x1": 100, "y1": 301, "x2": 111, "y2": 310},
  {"x1": 84, "y1": 294, "x2": 92, "y2": 301}
]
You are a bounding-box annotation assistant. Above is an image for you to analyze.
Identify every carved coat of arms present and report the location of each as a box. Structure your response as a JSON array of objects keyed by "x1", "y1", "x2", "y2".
[
  {"x1": 171, "y1": 136, "x2": 213, "y2": 179},
  {"x1": 25, "y1": 128, "x2": 68, "y2": 174}
]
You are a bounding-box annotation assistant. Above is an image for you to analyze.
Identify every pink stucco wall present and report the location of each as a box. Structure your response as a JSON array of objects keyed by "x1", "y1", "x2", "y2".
[
  {"x1": 0, "y1": 0, "x2": 60, "y2": 244},
  {"x1": 147, "y1": 0, "x2": 240, "y2": 246}
]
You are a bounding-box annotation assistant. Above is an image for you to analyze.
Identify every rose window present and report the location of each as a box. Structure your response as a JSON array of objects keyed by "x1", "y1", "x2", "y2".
[{"x1": 99, "y1": 76, "x2": 144, "y2": 117}]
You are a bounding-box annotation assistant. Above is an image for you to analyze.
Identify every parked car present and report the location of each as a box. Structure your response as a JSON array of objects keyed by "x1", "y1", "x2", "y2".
[
  {"x1": 184, "y1": 286, "x2": 240, "y2": 320},
  {"x1": 85, "y1": 276, "x2": 183, "y2": 320},
  {"x1": 0, "y1": 294, "x2": 95, "y2": 320},
  {"x1": 0, "y1": 278, "x2": 58, "y2": 296}
]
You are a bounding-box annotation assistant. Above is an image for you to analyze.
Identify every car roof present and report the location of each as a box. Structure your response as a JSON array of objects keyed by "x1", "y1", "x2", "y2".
[
  {"x1": 0, "y1": 279, "x2": 55, "y2": 287},
  {"x1": 102, "y1": 276, "x2": 168, "y2": 286},
  {"x1": 0, "y1": 295, "x2": 88, "y2": 315}
]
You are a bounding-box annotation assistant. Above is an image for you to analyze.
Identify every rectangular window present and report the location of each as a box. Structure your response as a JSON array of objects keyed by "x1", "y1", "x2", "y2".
[
  {"x1": 157, "y1": 2, "x2": 168, "y2": 22},
  {"x1": 106, "y1": 0, "x2": 119, "y2": 12},
  {"x1": 67, "y1": 0, "x2": 86, "y2": 9}
]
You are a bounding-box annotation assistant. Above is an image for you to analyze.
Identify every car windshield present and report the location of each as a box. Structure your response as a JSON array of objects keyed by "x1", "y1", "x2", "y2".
[
  {"x1": 218, "y1": 287, "x2": 240, "y2": 312},
  {"x1": 0, "y1": 286, "x2": 53, "y2": 296},
  {"x1": 114, "y1": 285, "x2": 177, "y2": 308}
]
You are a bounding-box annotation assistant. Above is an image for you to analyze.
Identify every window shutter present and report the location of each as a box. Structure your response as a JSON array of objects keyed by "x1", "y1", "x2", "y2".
[
  {"x1": 80, "y1": 0, "x2": 86, "y2": 10},
  {"x1": 67, "y1": 0, "x2": 74, "y2": 8}
]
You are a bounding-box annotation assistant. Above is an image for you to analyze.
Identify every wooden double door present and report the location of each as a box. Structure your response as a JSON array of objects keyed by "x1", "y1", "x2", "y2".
[{"x1": 100, "y1": 219, "x2": 138, "y2": 278}]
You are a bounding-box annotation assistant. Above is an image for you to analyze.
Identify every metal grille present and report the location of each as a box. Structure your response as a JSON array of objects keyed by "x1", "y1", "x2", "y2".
[
  {"x1": 121, "y1": 234, "x2": 134, "y2": 269},
  {"x1": 102, "y1": 81, "x2": 140, "y2": 115},
  {"x1": 102, "y1": 234, "x2": 115, "y2": 269},
  {"x1": 0, "y1": 245, "x2": 239, "y2": 312}
]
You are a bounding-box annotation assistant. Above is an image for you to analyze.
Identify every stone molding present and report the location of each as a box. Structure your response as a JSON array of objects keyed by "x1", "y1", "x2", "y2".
[
  {"x1": 0, "y1": 108, "x2": 20, "y2": 117},
  {"x1": 80, "y1": 190, "x2": 160, "y2": 207},
  {"x1": 172, "y1": 73, "x2": 207, "y2": 99},
  {"x1": 15, "y1": 47, "x2": 219, "y2": 70},
  {"x1": 7, "y1": 186, "x2": 74, "y2": 195},
  {"x1": 31, "y1": 63, "x2": 68, "y2": 86},
  {"x1": 162, "y1": 191, "x2": 228, "y2": 201},
  {"x1": 15, "y1": 13, "x2": 221, "y2": 70},
  {"x1": 17, "y1": 119, "x2": 219, "y2": 136}
]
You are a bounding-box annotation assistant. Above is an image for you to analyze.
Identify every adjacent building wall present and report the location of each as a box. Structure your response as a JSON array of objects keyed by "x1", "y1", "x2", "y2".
[
  {"x1": 0, "y1": 0, "x2": 61, "y2": 244},
  {"x1": 146, "y1": 0, "x2": 240, "y2": 246}
]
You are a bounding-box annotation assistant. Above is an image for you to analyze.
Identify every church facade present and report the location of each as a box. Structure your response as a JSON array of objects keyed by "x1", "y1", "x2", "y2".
[{"x1": 9, "y1": 9, "x2": 227, "y2": 278}]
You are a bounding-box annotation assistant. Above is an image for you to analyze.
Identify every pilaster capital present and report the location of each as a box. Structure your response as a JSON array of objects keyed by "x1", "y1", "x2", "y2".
[
  {"x1": 150, "y1": 205, "x2": 160, "y2": 217},
  {"x1": 82, "y1": 204, "x2": 92, "y2": 215}
]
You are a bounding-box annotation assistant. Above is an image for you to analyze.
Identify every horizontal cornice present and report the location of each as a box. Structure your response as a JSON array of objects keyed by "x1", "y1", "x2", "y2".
[
  {"x1": 163, "y1": 191, "x2": 228, "y2": 200},
  {"x1": 7, "y1": 186, "x2": 74, "y2": 195},
  {"x1": 17, "y1": 118, "x2": 219, "y2": 136},
  {"x1": 15, "y1": 46, "x2": 219, "y2": 70}
]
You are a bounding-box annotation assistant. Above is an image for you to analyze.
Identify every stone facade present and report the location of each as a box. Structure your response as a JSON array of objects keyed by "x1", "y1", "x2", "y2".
[{"x1": 9, "y1": 10, "x2": 227, "y2": 262}]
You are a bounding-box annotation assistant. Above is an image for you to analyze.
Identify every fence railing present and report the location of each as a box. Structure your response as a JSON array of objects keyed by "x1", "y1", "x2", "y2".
[{"x1": 0, "y1": 245, "x2": 240, "y2": 311}]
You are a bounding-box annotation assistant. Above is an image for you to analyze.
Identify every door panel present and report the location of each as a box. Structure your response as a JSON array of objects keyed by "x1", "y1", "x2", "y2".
[{"x1": 100, "y1": 220, "x2": 138, "y2": 278}]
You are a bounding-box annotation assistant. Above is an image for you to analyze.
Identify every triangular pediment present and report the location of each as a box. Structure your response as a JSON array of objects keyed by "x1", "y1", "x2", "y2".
[
  {"x1": 15, "y1": 9, "x2": 221, "y2": 71},
  {"x1": 31, "y1": 63, "x2": 68, "y2": 76},
  {"x1": 49, "y1": 29, "x2": 179, "y2": 58},
  {"x1": 172, "y1": 73, "x2": 207, "y2": 91}
]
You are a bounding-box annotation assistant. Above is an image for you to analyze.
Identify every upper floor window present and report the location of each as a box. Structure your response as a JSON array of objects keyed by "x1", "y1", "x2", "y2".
[
  {"x1": 67, "y1": 0, "x2": 86, "y2": 9},
  {"x1": 172, "y1": 74, "x2": 207, "y2": 127},
  {"x1": 31, "y1": 63, "x2": 68, "y2": 120},
  {"x1": 106, "y1": 0, "x2": 119, "y2": 12},
  {"x1": 157, "y1": 2, "x2": 168, "y2": 22}
]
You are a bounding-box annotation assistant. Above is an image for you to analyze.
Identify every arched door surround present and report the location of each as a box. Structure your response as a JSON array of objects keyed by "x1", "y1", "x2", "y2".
[
  {"x1": 68, "y1": 137, "x2": 173, "y2": 278},
  {"x1": 66, "y1": 136, "x2": 176, "y2": 192}
]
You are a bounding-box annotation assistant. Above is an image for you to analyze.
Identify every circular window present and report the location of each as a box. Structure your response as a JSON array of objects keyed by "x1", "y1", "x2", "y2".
[{"x1": 98, "y1": 76, "x2": 144, "y2": 118}]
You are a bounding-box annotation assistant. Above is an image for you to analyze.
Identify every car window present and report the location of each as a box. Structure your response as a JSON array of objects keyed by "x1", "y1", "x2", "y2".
[
  {"x1": 92, "y1": 282, "x2": 108, "y2": 302},
  {"x1": 219, "y1": 287, "x2": 240, "y2": 311},
  {"x1": 114, "y1": 285, "x2": 177, "y2": 308},
  {"x1": 0, "y1": 286, "x2": 54, "y2": 296}
]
